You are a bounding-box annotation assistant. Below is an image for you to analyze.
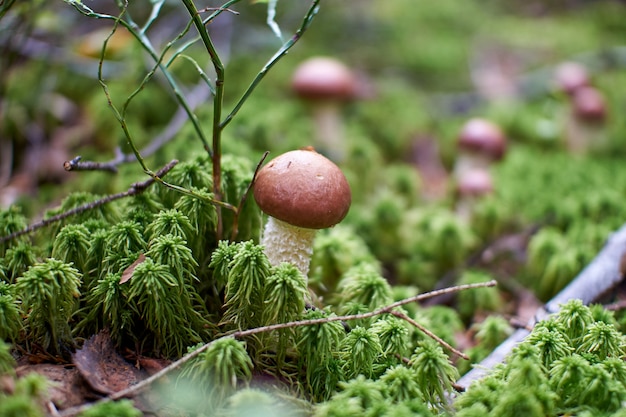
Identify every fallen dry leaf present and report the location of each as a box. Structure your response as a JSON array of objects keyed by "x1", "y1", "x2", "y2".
[
  {"x1": 120, "y1": 253, "x2": 146, "y2": 284},
  {"x1": 72, "y1": 330, "x2": 146, "y2": 395},
  {"x1": 16, "y1": 363, "x2": 91, "y2": 410}
]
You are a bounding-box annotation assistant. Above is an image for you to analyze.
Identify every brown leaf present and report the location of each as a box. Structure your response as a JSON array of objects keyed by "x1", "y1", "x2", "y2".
[
  {"x1": 120, "y1": 253, "x2": 146, "y2": 284},
  {"x1": 136, "y1": 356, "x2": 170, "y2": 376},
  {"x1": 16, "y1": 364, "x2": 91, "y2": 409},
  {"x1": 72, "y1": 330, "x2": 146, "y2": 396}
]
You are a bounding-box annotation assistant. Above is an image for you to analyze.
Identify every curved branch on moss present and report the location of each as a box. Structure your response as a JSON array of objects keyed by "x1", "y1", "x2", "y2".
[{"x1": 57, "y1": 279, "x2": 496, "y2": 417}]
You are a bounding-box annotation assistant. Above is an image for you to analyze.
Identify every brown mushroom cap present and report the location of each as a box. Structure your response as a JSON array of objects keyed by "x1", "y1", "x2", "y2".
[
  {"x1": 254, "y1": 148, "x2": 352, "y2": 229},
  {"x1": 291, "y1": 57, "x2": 357, "y2": 101},
  {"x1": 457, "y1": 118, "x2": 507, "y2": 161}
]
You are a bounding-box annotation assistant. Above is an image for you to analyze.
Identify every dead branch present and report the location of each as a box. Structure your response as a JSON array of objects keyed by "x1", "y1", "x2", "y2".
[
  {"x1": 63, "y1": 156, "x2": 119, "y2": 173},
  {"x1": 64, "y1": 82, "x2": 212, "y2": 174},
  {"x1": 456, "y1": 222, "x2": 626, "y2": 391},
  {"x1": 390, "y1": 310, "x2": 469, "y2": 360},
  {"x1": 0, "y1": 160, "x2": 178, "y2": 244}
]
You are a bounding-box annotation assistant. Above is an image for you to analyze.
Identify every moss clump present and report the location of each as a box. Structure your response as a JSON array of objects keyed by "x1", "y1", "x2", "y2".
[{"x1": 455, "y1": 300, "x2": 626, "y2": 416}]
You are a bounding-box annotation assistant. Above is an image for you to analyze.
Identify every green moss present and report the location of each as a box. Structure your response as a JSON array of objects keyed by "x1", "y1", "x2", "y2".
[{"x1": 3, "y1": 0, "x2": 626, "y2": 414}]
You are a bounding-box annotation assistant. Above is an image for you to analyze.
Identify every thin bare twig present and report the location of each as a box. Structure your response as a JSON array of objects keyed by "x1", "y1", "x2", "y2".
[
  {"x1": 0, "y1": 160, "x2": 179, "y2": 244},
  {"x1": 197, "y1": 6, "x2": 239, "y2": 15},
  {"x1": 229, "y1": 151, "x2": 269, "y2": 241},
  {"x1": 390, "y1": 310, "x2": 469, "y2": 360},
  {"x1": 63, "y1": 156, "x2": 119, "y2": 173},
  {"x1": 63, "y1": 83, "x2": 213, "y2": 174},
  {"x1": 58, "y1": 280, "x2": 496, "y2": 417}
]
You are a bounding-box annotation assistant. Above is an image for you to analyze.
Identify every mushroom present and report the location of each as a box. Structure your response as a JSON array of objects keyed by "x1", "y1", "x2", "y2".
[
  {"x1": 554, "y1": 62, "x2": 590, "y2": 96},
  {"x1": 454, "y1": 118, "x2": 506, "y2": 181},
  {"x1": 571, "y1": 86, "x2": 606, "y2": 123},
  {"x1": 253, "y1": 148, "x2": 352, "y2": 279},
  {"x1": 565, "y1": 86, "x2": 608, "y2": 154},
  {"x1": 454, "y1": 167, "x2": 494, "y2": 222},
  {"x1": 291, "y1": 57, "x2": 358, "y2": 161}
]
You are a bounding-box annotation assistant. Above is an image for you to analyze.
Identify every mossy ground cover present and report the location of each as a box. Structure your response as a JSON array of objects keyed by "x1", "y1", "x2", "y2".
[{"x1": 1, "y1": 0, "x2": 626, "y2": 415}]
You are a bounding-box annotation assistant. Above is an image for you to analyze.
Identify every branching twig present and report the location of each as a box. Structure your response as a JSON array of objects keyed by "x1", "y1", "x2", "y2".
[
  {"x1": 63, "y1": 0, "x2": 212, "y2": 162},
  {"x1": 57, "y1": 280, "x2": 496, "y2": 417},
  {"x1": 63, "y1": 82, "x2": 212, "y2": 174},
  {"x1": 219, "y1": 0, "x2": 321, "y2": 130},
  {"x1": 390, "y1": 310, "x2": 469, "y2": 360},
  {"x1": 63, "y1": 156, "x2": 119, "y2": 173},
  {"x1": 62, "y1": 0, "x2": 321, "y2": 242},
  {"x1": 0, "y1": 160, "x2": 179, "y2": 244}
]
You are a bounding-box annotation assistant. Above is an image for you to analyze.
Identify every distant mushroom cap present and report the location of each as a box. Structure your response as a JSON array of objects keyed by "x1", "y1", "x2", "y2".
[
  {"x1": 554, "y1": 62, "x2": 590, "y2": 95},
  {"x1": 254, "y1": 148, "x2": 352, "y2": 230},
  {"x1": 457, "y1": 118, "x2": 507, "y2": 161},
  {"x1": 572, "y1": 86, "x2": 606, "y2": 123},
  {"x1": 291, "y1": 57, "x2": 357, "y2": 101}
]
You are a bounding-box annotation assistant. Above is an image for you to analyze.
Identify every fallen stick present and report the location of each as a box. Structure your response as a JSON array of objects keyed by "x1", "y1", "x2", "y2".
[{"x1": 456, "y1": 222, "x2": 626, "y2": 390}]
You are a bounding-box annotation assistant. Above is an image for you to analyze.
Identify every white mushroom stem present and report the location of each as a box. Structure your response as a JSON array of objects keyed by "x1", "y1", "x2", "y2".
[
  {"x1": 453, "y1": 153, "x2": 494, "y2": 180},
  {"x1": 261, "y1": 217, "x2": 317, "y2": 278},
  {"x1": 564, "y1": 115, "x2": 606, "y2": 155},
  {"x1": 310, "y1": 102, "x2": 346, "y2": 162},
  {"x1": 454, "y1": 168, "x2": 494, "y2": 223}
]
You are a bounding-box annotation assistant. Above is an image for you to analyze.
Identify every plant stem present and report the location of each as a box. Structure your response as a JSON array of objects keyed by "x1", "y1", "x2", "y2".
[
  {"x1": 220, "y1": 0, "x2": 321, "y2": 130},
  {"x1": 180, "y1": 0, "x2": 228, "y2": 240},
  {"x1": 230, "y1": 151, "x2": 269, "y2": 241},
  {"x1": 64, "y1": 0, "x2": 212, "y2": 157}
]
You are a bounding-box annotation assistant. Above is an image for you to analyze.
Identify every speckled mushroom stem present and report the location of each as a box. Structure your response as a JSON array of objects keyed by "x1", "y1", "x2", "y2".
[{"x1": 261, "y1": 216, "x2": 317, "y2": 278}]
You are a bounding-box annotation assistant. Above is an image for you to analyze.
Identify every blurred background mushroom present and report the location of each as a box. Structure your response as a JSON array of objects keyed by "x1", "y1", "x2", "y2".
[
  {"x1": 552, "y1": 62, "x2": 609, "y2": 155},
  {"x1": 565, "y1": 85, "x2": 608, "y2": 155},
  {"x1": 291, "y1": 56, "x2": 358, "y2": 161},
  {"x1": 454, "y1": 167, "x2": 494, "y2": 223},
  {"x1": 453, "y1": 118, "x2": 507, "y2": 182},
  {"x1": 553, "y1": 61, "x2": 591, "y2": 97}
]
